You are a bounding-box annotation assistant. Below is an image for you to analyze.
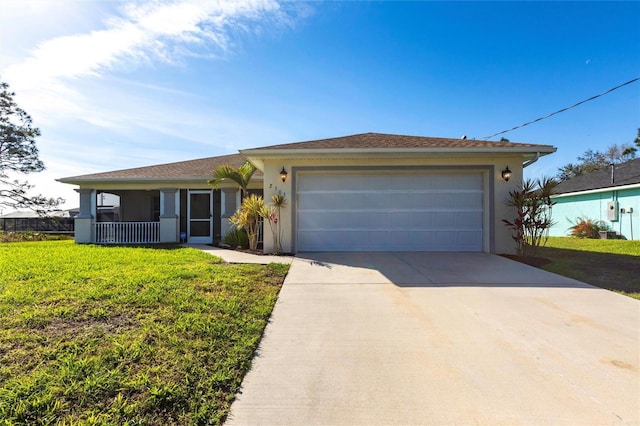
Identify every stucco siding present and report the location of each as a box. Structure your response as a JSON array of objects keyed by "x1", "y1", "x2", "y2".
[
  {"x1": 616, "y1": 188, "x2": 640, "y2": 240},
  {"x1": 550, "y1": 187, "x2": 640, "y2": 240}
]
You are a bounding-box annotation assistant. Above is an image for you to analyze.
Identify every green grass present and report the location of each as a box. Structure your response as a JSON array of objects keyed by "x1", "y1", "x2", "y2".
[
  {"x1": 538, "y1": 237, "x2": 640, "y2": 299},
  {"x1": 0, "y1": 241, "x2": 289, "y2": 425}
]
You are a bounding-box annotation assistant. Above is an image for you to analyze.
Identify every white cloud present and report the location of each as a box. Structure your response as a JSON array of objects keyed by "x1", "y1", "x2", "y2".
[
  {"x1": 0, "y1": 0, "x2": 306, "y2": 211},
  {"x1": 2, "y1": 0, "x2": 289, "y2": 120},
  {"x1": 6, "y1": 0, "x2": 283, "y2": 79}
]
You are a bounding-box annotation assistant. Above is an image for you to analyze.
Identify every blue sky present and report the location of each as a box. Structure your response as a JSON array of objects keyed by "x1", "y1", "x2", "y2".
[{"x1": 1, "y1": 0, "x2": 639, "y2": 210}]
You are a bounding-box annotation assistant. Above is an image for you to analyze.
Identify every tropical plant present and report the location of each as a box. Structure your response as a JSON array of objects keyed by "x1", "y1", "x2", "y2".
[
  {"x1": 222, "y1": 228, "x2": 249, "y2": 249},
  {"x1": 503, "y1": 177, "x2": 557, "y2": 257},
  {"x1": 229, "y1": 194, "x2": 264, "y2": 251},
  {"x1": 262, "y1": 193, "x2": 287, "y2": 254},
  {"x1": 208, "y1": 162, "x2": 256, "y2": 198},
  {"x1": 568, "y1": 217, "x2": 611, "y2": 239}
]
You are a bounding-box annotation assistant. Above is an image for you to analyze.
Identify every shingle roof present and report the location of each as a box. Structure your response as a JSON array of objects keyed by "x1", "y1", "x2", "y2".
[
  {"x1": 246, "y1": 132, "x2": 554, "y2": 150},
  {"x1": 553, "y1": 158, "x2": 640, "y2": 195},
  {"x1": 59, "y1": 153, "x2": 259, "y2": 182},
  {"x1": 60, "y1": 133, "x2": 555, "y2": 184}
]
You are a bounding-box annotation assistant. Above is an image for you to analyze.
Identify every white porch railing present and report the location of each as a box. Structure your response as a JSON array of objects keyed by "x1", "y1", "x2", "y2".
[{"x1": 95, "y1": 222, "x2": 160, "y2": 244}]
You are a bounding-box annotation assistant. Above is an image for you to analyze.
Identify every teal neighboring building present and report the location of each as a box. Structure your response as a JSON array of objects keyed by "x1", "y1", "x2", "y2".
[{"x1": 550, "y1": 158, "x2": 640, "y2": 240}]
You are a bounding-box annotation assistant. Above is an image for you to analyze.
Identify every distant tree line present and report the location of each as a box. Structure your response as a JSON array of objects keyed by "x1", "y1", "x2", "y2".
[{"x1": 556, "y1": 129, "x2": 639, "y2": 182}]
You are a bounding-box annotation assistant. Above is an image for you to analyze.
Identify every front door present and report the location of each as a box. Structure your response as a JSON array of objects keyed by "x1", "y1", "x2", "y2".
[{"x1": 188, "y1": 190, "x2": 213, "y2": 243}]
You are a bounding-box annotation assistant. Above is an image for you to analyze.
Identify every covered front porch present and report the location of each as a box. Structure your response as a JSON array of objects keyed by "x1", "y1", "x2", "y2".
[{"x1": 74, "y1": 187, "x2": 245, "y2": 245}]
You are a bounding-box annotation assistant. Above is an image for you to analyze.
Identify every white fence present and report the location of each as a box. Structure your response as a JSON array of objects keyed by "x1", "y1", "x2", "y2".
[{"x1": 95, "y1": 222, "x2": 160, "y2": 244}]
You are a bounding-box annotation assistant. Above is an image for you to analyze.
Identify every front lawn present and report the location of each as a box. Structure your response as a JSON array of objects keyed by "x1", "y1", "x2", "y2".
[
  {"x1": 537, "y1": 237, "x2": 640, "y2": 299},
  {"x1": 0, "y1": 241, "x2": 289, "y2": 424}
]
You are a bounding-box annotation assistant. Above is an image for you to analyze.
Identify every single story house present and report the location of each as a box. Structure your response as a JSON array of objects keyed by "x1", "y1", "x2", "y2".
[
  {"x1": 58, "y1": 133, "x2": 556, "y2": 253},
  {"x1": 550, "y1": 157, "x2": 640, "y2": 240}
]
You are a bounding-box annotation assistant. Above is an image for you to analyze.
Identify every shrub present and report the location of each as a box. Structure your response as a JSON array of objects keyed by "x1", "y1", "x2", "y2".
[
  {"x1": 230, "y1": 194, "x2": 265, "y2": 251},
  {"x1": 569, "y1": 217, "x2": 611, "y2": 239},
  {"x1": 503, "y1": 177, "x2": 557, "y2": 256},
  {"x1": 223, "y1": 229, "x2": 249, "y2": 249},
  {"x1": 0, "y1": 231, "x2": 48, "y2": 242}
]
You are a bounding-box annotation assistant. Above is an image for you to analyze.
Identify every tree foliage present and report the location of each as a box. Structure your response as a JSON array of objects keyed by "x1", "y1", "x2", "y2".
[
  {"x1": 556, "y1": 130, "x2": 638, "y2": 182},
  {"x1": 208, "y1": 162, "x2": 256, "y2": 198},
  {"x1": 0, "y1": 80, "x2": 61, "y2": 210}
]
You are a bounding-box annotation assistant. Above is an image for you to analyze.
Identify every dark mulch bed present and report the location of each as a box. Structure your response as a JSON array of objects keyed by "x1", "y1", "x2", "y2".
[{"x1": 500, "y1": 254, "x2": 552, "y2": 268}]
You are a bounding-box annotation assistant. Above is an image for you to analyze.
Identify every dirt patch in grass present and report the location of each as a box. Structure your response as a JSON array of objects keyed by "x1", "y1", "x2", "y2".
[{"x1": 46, "y1": 314, "x2": 137, "y2": 339}]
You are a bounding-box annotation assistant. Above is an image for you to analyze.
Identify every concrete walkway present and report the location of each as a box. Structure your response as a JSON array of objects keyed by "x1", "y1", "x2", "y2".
[
  {"x1": 185, "y1": 244, "x2": 293, "y2": 265},
  {"x1": 225, "y1": 252, "x2": 639, "y2": 426}
]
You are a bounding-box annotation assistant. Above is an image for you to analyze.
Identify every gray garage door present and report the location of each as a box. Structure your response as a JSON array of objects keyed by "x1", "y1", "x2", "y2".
[{"x1": 296, "y1": 171, "x2": 484, "y2": 251}]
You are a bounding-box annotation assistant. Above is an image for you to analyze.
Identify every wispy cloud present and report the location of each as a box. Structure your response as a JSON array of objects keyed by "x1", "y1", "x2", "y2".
[
  {"x1": 0, "y1": 0, "x2": 309, "y2": 209},
  {"x1": 2, "y1": 0, "x2": 296, "y2": 122},
  {"x1": 5, "y1": 0, "x2": 286, "y2": 84}
]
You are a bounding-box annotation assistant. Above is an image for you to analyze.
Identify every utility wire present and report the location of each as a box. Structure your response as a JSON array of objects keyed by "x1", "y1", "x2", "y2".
[{"x1": 483, "y1": 77, "x2": 640, "y2": 140}]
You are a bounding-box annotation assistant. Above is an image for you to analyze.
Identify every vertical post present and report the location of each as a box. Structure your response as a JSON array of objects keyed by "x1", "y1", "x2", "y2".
[{"x1": 75, "y1": 188, "x2": 96, "y2": 243}]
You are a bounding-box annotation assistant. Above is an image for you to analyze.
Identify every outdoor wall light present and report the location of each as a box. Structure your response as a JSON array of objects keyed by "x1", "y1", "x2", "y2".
[
  {"x1": 501, "y1": 166, "x2": 512, "y2": 182},
  {"x1": 280, "y1": 167, "x2": 288, "y2": 183}
]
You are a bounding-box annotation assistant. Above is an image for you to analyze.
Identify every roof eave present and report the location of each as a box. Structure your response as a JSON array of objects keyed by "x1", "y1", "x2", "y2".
[
  {"x1": 551, "y1": 182, "x2": 640, "y2": 198},
  {"x1": 240, "y1": 147, "x2": 556, "y2": 170},
  {"x1": 57, "y1": 176, "x2": 264, "y2": 185}
]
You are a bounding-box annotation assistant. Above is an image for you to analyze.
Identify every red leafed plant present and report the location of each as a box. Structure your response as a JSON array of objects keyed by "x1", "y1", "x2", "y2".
[
  {"x1": 503, "y1": 177, "x2": 557, "y2": 257},
  {"x1": 569, "y1": 217, "x2": 610, "y2": 239}
]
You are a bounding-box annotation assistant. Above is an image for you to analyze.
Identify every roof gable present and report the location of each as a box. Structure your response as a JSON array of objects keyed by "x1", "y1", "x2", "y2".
[
  {"x1": 553, "y1": 158, "x2": 640, "y2": 195},
  {"x1": 246, "y1": 132, "x2": 554, "y2": 150}
]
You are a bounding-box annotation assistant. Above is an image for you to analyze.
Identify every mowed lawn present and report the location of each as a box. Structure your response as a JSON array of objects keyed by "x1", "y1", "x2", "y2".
[
  {"x1": 538, "y1": 237, "x2": 640, "y2": 299},
  {"x1": 0, "y1": 241, "x2": 289, "y2": 425}
]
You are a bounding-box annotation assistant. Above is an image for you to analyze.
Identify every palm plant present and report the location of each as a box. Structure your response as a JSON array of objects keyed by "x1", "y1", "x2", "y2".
[
  {"x1": 229, "y1": 194, "x2": 264, "y2": 251},
  {"x1": 208, "y1": 162, "x2": 256, "y2": 198}
]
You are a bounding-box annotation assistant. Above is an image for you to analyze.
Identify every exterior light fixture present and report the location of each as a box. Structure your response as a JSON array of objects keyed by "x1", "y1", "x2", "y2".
[
  {"x1": 280, "y1": 167, "x2": 288, "y2": 183},
  {"x1": 501, "y1": 166, "x2": 512, "y2": 182}
]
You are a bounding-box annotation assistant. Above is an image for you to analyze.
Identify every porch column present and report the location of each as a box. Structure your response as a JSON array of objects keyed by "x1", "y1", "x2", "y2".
[
  {"x1": 220, "y1": 188, "x2": 239, "y2": 237},
  {"x1": 159, "y1": 188, "x2": 179, "y2": 243},
  {"x1": 75, "y1": 188, "x2": 96, "y2": 243}
]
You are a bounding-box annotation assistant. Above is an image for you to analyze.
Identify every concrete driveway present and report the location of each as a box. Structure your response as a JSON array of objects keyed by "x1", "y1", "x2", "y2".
[{"x1": 226, "y1": 252, "x2": 639, "y2": 425}]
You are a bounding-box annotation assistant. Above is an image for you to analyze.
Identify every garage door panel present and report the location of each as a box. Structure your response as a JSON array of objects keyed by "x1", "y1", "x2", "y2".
[
  {"x1": 457, "y1": 212, "x2": 483, "y2": 228},
  {"x1": 297, "y1": 172, "x2": 484, "y2": 251}
]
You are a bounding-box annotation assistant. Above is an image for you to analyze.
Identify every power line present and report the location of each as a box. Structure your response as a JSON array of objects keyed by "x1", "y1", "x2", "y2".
[{"x1": 483, "y1": 77, "x2": 640, "y2": 140}]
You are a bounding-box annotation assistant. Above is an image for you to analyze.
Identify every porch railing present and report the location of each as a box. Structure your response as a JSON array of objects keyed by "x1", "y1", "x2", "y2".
[{"x1": 95, "y1": 222, "x2": 160, "y2": 244}]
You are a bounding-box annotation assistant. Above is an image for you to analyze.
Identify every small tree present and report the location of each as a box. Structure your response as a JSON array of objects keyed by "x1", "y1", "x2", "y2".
[
  {"x1": 262, "y1": 193, "x2": 287, "y2": 254},
  {"x1": 503, "y1": 177, "x2": 557, "y2": 257},
  {"x1": 208, "y1": 162, "x2": 256, "y2": 199},
  {"x1": 229, "y1": 194, "x2": 264, "y2": 251},
  {"x1": 0, "y1": 80, "x2": 61, "y2": 210}
]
